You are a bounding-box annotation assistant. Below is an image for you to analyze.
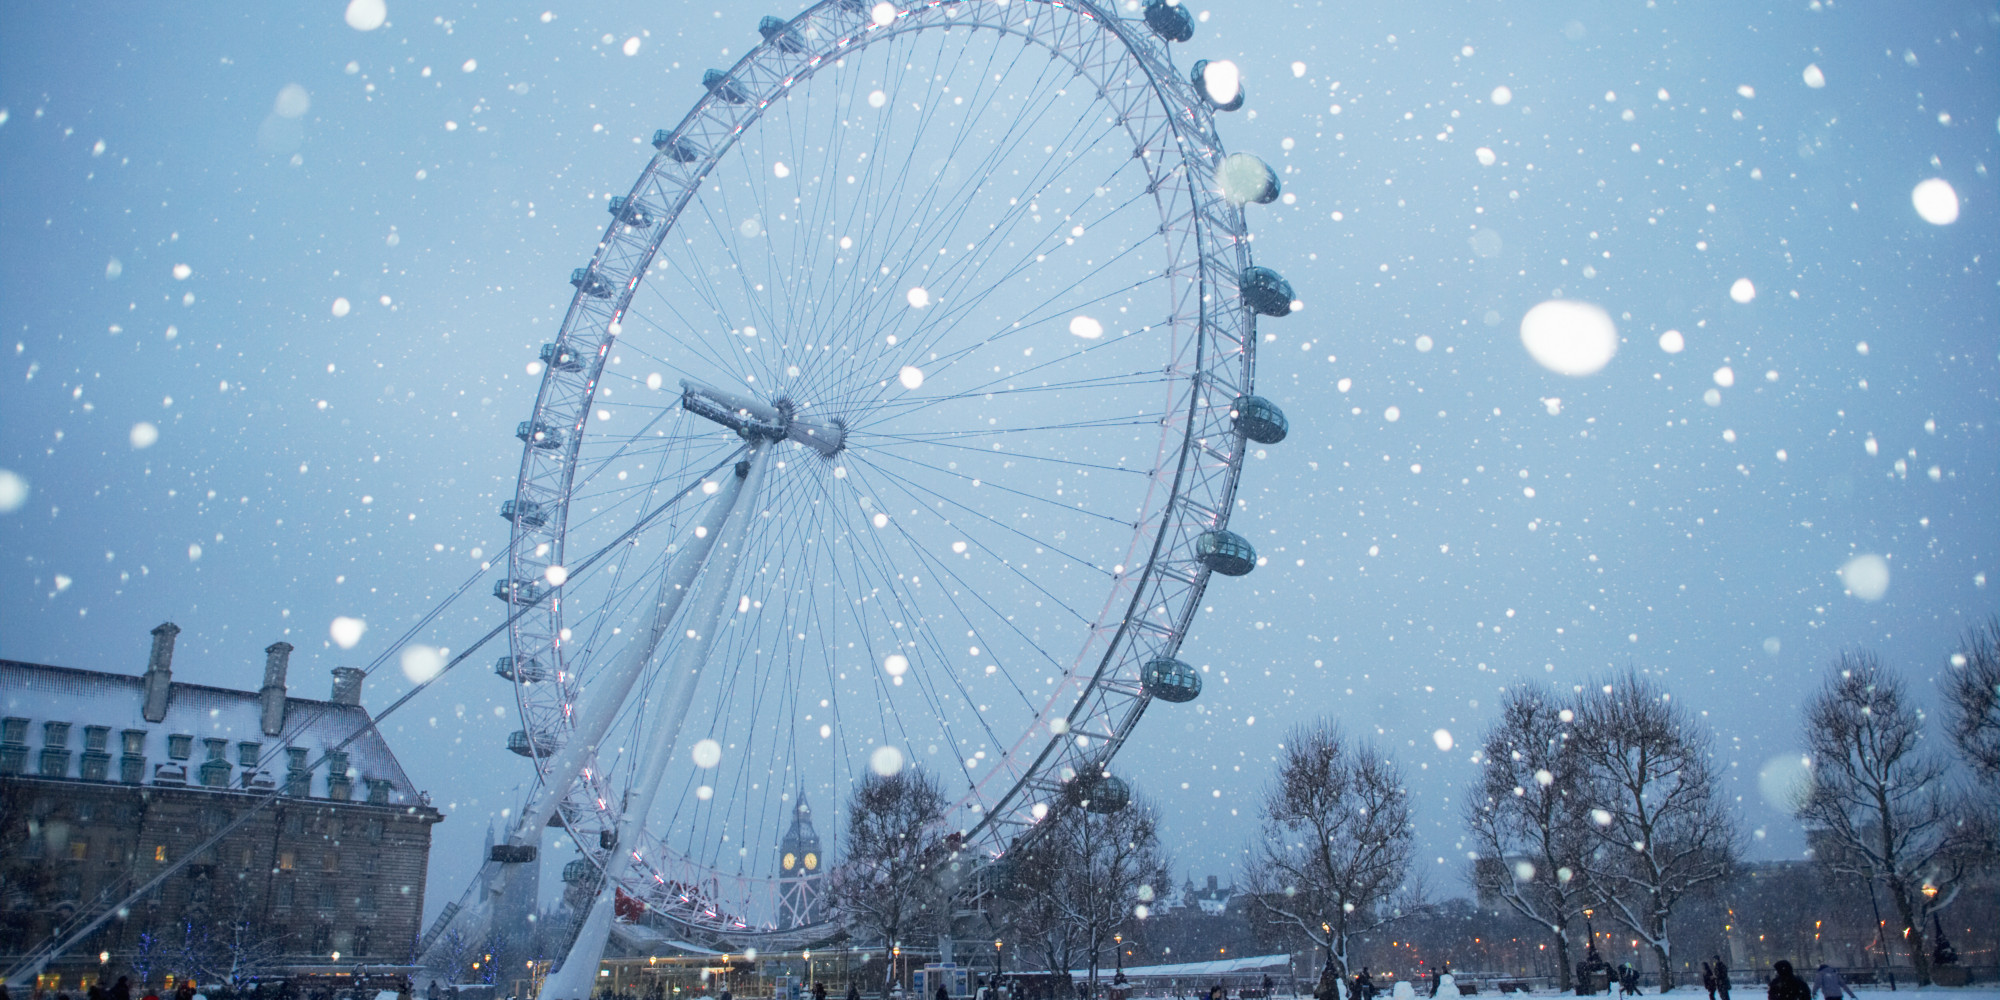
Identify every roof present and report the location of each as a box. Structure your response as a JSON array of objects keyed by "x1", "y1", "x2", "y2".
[
  {"x1": 0, "y1": 657, "x2": 422, "y2": 805},
  {"x1": 1058, "y1": 955, "x2": 1292, "y2": 979},
  {"x1": 1064, "y1": 952, "x2": 1296, "y2": 976}
]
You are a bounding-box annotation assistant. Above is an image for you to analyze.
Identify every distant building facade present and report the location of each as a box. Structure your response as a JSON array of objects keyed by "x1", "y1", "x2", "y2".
[
  {"x1": 0, "y1": 622, "x2": 444, "y2": 991},
  {"x1": 1180, "y1": 874, "x2": 1234, "y2": 915}
]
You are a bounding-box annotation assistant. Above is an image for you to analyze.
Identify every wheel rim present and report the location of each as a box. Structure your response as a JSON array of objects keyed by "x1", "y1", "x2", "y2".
[{"x1": 503, "y1": 0, "x2": 1263, "y2": 942}]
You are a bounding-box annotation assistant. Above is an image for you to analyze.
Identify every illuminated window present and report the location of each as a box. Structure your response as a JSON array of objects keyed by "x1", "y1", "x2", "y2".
[
  {"x1": 70, "y1": 840, "x2": 89, "y2": 861},
  {"x1": 279, "y1": 851, "x2": 296, "y2": 871},
  {"x1": 153, "y1": 845, "x2": 166, "y2": 863}
]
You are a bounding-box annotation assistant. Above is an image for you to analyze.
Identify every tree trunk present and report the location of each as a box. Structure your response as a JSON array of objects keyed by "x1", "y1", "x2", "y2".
[
  {"x1": 1886, "y1": 883, "x2": 1931, "y2": 986},
  {"x1": 1649, "y1": 943, "x2": 1672, "y2": 993},
  {"x1": 1554, "y1": 930, "x2": 1573, "y2": 993}
]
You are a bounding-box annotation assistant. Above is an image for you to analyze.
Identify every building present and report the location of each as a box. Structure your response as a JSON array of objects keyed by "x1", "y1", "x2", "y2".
[
  {"x1": 0, "y1": 622, "x2": 444, "y2": 992},
  {"x1": 775, "y1": 790, "x2": 825, "y2": 929},
  {"x1": 1180, "y1": 874, "x2": 1234, "y2": 916}
]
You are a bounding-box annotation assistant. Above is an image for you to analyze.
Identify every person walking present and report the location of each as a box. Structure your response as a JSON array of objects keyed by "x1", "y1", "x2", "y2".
[
  {"x1": 847, "y1": 985, "x2": 862, "y2": 1000},
  {"x1": 109, "y1": 978, "x2": 131, "y2": 1000},
  {"x1": 1700, "y1": 964, "x2": 1716, "y2": 1000},
  {"x1": 1766, "y1": 963, "x2": 1808, "y2": 1000},
  {"x1": 1811, "y1": 966, "x2": 1844, "y2": 1000},
  {"x1": 1712, "y1": 958, "x2": 1731, "y2": 1000}
]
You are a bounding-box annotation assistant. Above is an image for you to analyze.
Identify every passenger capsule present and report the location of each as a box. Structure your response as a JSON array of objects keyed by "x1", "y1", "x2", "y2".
[
  {"x1": 1066, "y1": 772, "x2": 1132, "y2": 814},
  {"x1": 1196, "y1": 529, "x2": 1257, "y2": 576},
  {"x1": 652, "y1": 131, "x2": 703, "y2": 163},
  {"x1": 516, "y1": 421, "x2": 564, "y2": 450},
  {"x1": 570, "y1": 267, "x2": 614, "y2": 300},
  {"x1": 494, "y1": 577, "x2": 548, "y2": 604},
  {"x1": 506, "y1": 729, "x2": 554, "y2": 757},
  {"x1": 607, "y1": 195, "x2": 654, "y2": 229},
  {"x1": 493, "y1": 655, "x2": 547, "y2": 682},
  {"x1": 703, "y1": 69, "x2": 749, "y2": 105},
  {"x1": 1190, "y1": 60, "x2": 1245, "y2": 112},
  {"x1": 1216, "y1": 151, "x2": 1281, "y2": 206},
  {"x1": 1142, "y1": 657, "x2": 1202, "y2": 704},
  {"x1": 1240, "y1": 266, "x2": 1295, "y2": 317},
  {"x1": 539, "y1": 342, "x2": 583, "y2": 372},
  {"x1": 499, "y1": 499, "x2": 548, "y2": 527},
  {"x1": 1232, "y1": 395, "x2": 1289, "y2": 444},
  {"x1": 562, "y1": 859, "x2": 597, "y2": 883},
  {"x1": 1143, "y1": 0, "x2": 1194, "y2": 42},
  {"x1": 758, "y1": 15, "x2": 806, "y2": 53}
]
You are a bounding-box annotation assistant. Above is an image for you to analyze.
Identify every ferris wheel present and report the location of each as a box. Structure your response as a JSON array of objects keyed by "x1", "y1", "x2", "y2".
[{"x1": 487, "y1": 0, "x2": 1294, "y2": 962}]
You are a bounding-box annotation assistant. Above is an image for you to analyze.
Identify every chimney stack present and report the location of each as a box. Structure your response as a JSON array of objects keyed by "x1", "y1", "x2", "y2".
[
  {"x1": 330, "y1": 666, "x2": 365, "y2": 707},
  {"x1": 143, "y1": 622, "x2": 180, "y2": 723},
  {"x1": 1207, "y1": 874, "x2": 1218, "y2": 892},
  {"x1": 261, "y1": 641, "x2": 293, "y2": 736}
]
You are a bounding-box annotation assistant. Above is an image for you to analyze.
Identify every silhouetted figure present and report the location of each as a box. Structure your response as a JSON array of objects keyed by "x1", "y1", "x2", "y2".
[
  {"x1": 1766, "y1": 962, "x2": 1808, "y2": 1000},
  {"x1": 1712, "y1": 958, "x2": 1731, "y2": 1000}
]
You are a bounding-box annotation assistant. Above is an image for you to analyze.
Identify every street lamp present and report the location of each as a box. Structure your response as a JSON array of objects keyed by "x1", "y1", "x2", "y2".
[{"x1": 1921, "y1": 884, "x2": 1938, "y2": 900}]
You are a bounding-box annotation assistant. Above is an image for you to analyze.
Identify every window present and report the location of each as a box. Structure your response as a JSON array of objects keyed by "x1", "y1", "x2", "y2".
[
  {"x1": 202, "y1": 738, "x2": 227, "y2": 761},
  {"x1": 353, "y1": 925, "x2": 372, "y2": 957},
  {"x1": 83, "y1": 726, "x2": 109, "y2": 752},
  {"x1": 357, "y1": 886, "x2": 377, "y2": 913},
  {"x1": 69, "y1": 840, "x2": 89, "y2": 861},
  {"x1": 166, "y1": 735, "x2": 192, "y2": 760},
  {"x1": 284, "y1": 812, "x2": 305, "y2": 837},
  {"x1": 43, "y1": 722, "x2": 71, "y2": 747},
  {"x1": 316, "y1": 882, "x2": 338, "y2": 911},
  {"x1": 365, "y1": 819, "x2": 385, "y2": 844},
  {"x1": 278, "y1": 851, "x2": 296, "y2": 871},
  {"x1": 0, "y1": 718, "x2": 27, "y2": 744},
  {"x1": 322, "y1": 850, "x2": 339, "y2": 872},
  {"x1": 121, "y1": 730, "x2": 146, "y2": 755},
  {"x1": 366, "y1": 778, "x2": 392, "y2": 804},
  {"x1": 276, "y1": 880, "x2": 295, "y2": 907},
  {"x1": 237, "y1": 741, "x2": 262, "y2": 768},
  {"x1": 311, "y1": 923, "x2": 331, "y2": 954},
  {"x1": 153, "y1": 845, "x2": 166, "y2": 862}
]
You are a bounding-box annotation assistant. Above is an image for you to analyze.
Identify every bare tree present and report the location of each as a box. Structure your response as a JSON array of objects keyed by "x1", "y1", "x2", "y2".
[
  {"x1": 1571, "y1": 672, "x2": 1737, "y2": 991},
  {"x1": 1001, "y1": 789, "x2": 1171, "y2": 994},
  {"x1": 1242, "y1": 722, "x2": 1418, "y2": 995},
  {"x1": 1464, "y1": 684, "x2": 1589, "y2": 992},
  {"x1": 1942, "y1": 617, "x2": 2000, "y2": 787},
  {"x1": 1798, "y1": 652, "x2": 1975, "y2": 986},
  {"x1": 826, "y1": 766, "x2": 953, "y2": 992}
]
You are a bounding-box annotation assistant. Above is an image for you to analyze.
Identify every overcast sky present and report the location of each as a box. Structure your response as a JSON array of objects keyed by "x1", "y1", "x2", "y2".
[{"x1": 2, "y1": 0, "x2": 1995, "y2": 925}]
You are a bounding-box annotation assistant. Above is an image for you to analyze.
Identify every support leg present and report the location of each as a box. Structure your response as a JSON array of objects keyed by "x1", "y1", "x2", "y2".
[{"x1": 539, "y1": 447, "x2": 771, "y2": 1000}]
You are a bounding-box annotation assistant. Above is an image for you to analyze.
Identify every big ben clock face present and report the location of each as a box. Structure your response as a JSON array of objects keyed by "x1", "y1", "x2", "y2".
[
  {"x1": 783, "y1": 852, "x2": 797, "y2": 871},
  {"x1": 803, "y1": 852, "x2": 818, "y2": 870}
]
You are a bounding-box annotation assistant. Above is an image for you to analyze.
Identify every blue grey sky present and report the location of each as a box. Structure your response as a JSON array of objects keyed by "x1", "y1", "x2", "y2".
[{"x1": 3, "y1": 0, "x2": 1995, "y2": 924}]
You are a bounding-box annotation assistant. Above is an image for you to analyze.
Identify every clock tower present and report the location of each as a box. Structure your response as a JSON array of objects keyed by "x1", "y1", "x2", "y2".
[{"x1": 777, "y1": 788, "x2": 825, "y2": 927}]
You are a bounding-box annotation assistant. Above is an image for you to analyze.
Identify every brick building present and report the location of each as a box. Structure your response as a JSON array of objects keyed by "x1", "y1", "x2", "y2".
[{"x1": 0, "y1": 622, "x2": 444, "y2": 991}]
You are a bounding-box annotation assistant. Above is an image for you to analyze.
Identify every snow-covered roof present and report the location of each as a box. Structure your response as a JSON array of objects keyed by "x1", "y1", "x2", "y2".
[
  {"x1": 1061, "y1": 954, "x2": 1292, "y2": 979},
  {"x1": 0, "y1": 657, "x2": 423, "y2": 805}
]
